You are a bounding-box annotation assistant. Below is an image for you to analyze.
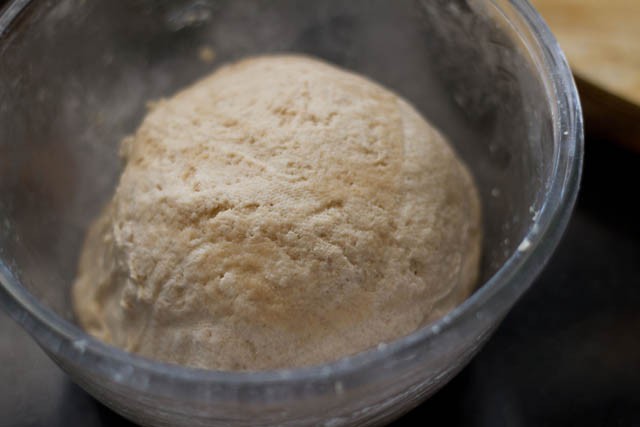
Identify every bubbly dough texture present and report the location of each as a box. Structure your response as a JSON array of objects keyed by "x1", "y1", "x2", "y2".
[{"x1": 73, "y1": 55, "x2": 482, "y2": 371}]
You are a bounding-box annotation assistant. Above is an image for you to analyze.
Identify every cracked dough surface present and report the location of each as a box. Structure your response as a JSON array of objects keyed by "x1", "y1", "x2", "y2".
[{"x1": 73, "y1": 55, "x2": 481, "y2": 371}]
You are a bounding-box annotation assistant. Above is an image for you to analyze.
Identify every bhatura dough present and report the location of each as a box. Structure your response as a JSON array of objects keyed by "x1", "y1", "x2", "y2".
[{"x1": 73, "y1": 55, "x2": 482, "y2": 371}]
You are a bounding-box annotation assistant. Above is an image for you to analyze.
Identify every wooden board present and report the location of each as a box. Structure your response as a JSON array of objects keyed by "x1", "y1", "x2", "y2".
[
  {"x1": 533, "y1": 0, "x2": 640, "y2": 150},
  {"x1": 534, "y1": 0, "x2": 640, "y2": 105}
]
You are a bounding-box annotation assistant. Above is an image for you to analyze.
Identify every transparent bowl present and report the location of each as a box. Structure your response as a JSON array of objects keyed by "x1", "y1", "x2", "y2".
[{"x1": 0, "y1": 0, "x2": 582, "y2": 426}]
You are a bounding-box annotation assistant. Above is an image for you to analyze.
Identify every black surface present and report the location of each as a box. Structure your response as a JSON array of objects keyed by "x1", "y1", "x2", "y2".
[{"x1": 1, "y1": 135, "x2": 639, "y2": 426}]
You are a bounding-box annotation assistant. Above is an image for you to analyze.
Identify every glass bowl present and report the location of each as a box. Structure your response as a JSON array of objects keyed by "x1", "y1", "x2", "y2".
[{"x1": 0, "y1": 0, "x2": 582, "y2": 426}]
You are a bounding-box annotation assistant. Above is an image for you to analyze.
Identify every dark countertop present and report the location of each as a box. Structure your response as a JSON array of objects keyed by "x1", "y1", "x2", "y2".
[{"x1": 1, "y1": 134, "x2": 639, "y2": 426}]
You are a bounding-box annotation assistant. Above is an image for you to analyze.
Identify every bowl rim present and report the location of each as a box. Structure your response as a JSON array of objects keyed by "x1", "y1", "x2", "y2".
[{"x1": 0, "y1": 0, "x2": 583, "y2": 397}]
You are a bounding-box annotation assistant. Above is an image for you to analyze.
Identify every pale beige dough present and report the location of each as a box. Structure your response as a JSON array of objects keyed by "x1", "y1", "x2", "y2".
[{"x1": 73, "y1": 55, "x2": 482, "y2": 371}]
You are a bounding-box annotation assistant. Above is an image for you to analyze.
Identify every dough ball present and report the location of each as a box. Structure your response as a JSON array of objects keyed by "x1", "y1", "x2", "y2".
[{"x1": 73, "y1": 55, "x2": 482, "y2": 371}]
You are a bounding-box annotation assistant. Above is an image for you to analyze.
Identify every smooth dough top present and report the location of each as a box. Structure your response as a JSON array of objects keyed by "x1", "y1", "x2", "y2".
[{"x1": 73, "y1": 55, "x2": 482, "y2": 371}]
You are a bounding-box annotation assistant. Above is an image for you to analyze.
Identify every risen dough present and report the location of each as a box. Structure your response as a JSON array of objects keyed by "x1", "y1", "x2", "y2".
[{"x1": 73, "y1": 55, "x2": 481, "y2": 371}]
